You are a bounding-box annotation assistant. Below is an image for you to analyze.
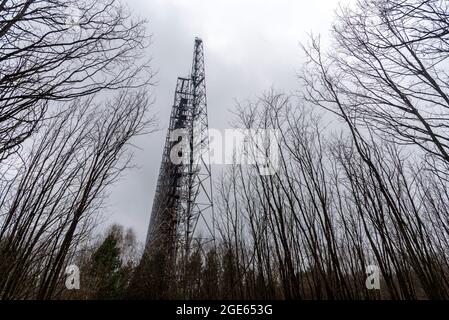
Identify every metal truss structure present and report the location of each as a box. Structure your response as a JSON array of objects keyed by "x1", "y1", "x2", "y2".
[{"x1": 145, "y1": 38, "x2": 214, "y2": 262}]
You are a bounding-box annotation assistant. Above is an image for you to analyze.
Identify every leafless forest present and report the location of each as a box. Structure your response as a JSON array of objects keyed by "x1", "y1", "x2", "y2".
[{"x1": 2, "y1": 0, "x2": 449, "y2": 300}]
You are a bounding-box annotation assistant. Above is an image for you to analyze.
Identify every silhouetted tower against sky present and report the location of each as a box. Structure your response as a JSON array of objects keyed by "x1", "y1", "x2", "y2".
[{"x1": 145, "y1": 38, "x2": 214, "y2": 266}]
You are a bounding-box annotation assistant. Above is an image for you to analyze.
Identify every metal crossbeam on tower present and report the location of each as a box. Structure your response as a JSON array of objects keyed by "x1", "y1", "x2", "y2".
[{"x1": 145, "y1": 38, "x2": 214, "y2": 263}]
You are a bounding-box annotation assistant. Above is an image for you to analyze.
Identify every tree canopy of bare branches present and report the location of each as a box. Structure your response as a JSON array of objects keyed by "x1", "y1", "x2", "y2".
[
  {"x1": 0, "y1": 0, "x2": 152, "y2": 159},
  {"x1": 301, "y1": 0, "x2": 449, "y2": 173},
  {"x1": 0, "y1": 90, "x2": 155, "y2": 299}
]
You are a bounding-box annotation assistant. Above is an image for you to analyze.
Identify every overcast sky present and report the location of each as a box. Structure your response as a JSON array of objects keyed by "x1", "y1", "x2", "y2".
[{"x1": 105, "y1": 0, "x2": 351, "y2": 243}]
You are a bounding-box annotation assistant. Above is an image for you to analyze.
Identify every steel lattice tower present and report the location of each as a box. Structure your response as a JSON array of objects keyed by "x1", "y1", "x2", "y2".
[{"x1": 145, "y1": 38, "x2": 214, "y2": 263}]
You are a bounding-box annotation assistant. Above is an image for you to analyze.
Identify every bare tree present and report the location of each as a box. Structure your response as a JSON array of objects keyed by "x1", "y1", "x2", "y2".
[
  {"x1": 0, "y1": 0, "x2": 152, "y2": 160},
  {"x1": 301, "y1": 0, "x2": 449, "y2": 173},
  {"x1": 0, "y1": 89, "x2": 155, "y2": 299}
]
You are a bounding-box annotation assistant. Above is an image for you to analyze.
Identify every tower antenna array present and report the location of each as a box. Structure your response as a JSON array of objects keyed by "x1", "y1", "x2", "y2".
[{"x1": 145, "y1": 38, "x2": 214, "y2": 265}]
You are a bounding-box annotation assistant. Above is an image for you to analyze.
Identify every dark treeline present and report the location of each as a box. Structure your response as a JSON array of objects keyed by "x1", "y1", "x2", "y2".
[{"x1": 2, "y1": 0, "x2": 449, "y2": 300}]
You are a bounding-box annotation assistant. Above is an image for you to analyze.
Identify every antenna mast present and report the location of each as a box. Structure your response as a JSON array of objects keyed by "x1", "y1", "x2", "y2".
[{"x1": 145, "y1": 38, "x2": 215, "y2": 268}]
